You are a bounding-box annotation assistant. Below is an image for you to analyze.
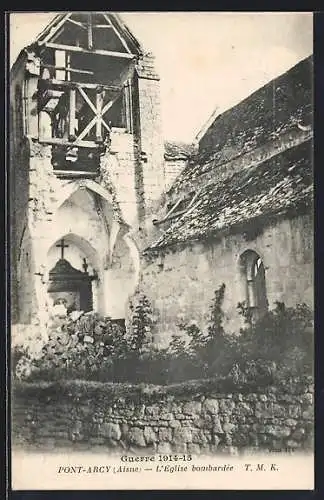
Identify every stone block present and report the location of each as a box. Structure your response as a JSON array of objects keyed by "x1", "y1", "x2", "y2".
[
  {"x1": 288, "y1": 405, "x2": 301, "y2": 419},
  {"x1": 99, "y1": 422, "x2": 121, "y2": 441},
  {"x1": 219, "y1": 399, "x2": 235, "y2": 413},
  {"x1": 302, "y1": 407, "x2": 314, "y2": 420},
  {"x1": 146, "y1": 405, "x2": 160, "y2": 418},
  {"x1": 182, "y1": 401, "x2": 202, "y2": 415},
  {"x1": 127, "y1": 427, "x2": 146, "y2": 447},
  {"x1": 172, "y1": 427, "x2": 193, "y2": 444},
  {"x1": 158, "y1": 427, "x2": 172, "y2": 442},
  {"x1": 159, "y1": 412, "x2": 173, "y2": 420},
  {"x1": 223, "y1": 421, "x2": 236, "y2": 433},
  {"x1": 191, "y1": 428, "x2": 209, "y2": 445},
  {"x1": 285, "y1": 418, "x2": 298, "y2": 427},
  {"x1": 169, "y1": 420, "x2": 181, "y2": 429},
  {"x1": 203, "y1": 398, "x2": 219, "y2": 414},
  {"x1": 301, "y1": 393, "x2": 313, "y2": 405},
  {"x1": 144, "y1": 426, "x2": 157, "y2": 444},
  {"x1": 212, "y1": 416, "x2": 224, "y2": 434},
  {"x1": 263, "y1": 425, "x2": 291, "y2": 438},
  {"x1": 291, "y1": 428, "x2": 306, "y2": 441},
  {"x1": 235, "y1": 402, "x2": 254, "y2": 418}
]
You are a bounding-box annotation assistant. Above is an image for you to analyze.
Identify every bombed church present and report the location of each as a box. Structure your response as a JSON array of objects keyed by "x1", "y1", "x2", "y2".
[{"x1": 10, "y1": 12, "x2": 313, "y2": 345}]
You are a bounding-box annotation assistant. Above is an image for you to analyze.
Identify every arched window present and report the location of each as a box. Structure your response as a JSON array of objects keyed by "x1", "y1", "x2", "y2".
[{"x1": 239, "y1": 250, "x2": 268, "y2": 321}]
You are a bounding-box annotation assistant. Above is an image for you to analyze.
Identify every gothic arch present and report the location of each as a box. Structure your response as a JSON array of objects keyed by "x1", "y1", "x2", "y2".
[
  {"x1": 45, "y1": 233, "x2": 101, "y2": 314},
  {"x1": 53, "y1": 179, "x2": 128, "y2": 226},
  {"x1": 46, "y1": 233, "x2": 100, "y2": 276}
]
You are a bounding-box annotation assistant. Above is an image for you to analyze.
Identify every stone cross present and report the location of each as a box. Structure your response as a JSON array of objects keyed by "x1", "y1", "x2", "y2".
[{"x1": 56, "y1": 238, "x2": 69, "y2": 259}]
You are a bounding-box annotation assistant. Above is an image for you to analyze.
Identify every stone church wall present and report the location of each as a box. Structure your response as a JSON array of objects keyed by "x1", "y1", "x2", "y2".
[
  {"x1": 141, "y1": 214, "x2": 313, "y2": 345},
  {"x1": 12, "y1": 378, "x2": 313, "y2": 454},
  {"x1": 12, "y1": 136, "x2": 141, "y2": 325}
]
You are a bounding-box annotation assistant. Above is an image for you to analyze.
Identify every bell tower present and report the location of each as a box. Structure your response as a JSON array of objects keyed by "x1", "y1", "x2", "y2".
[{"x1": 10, "y1": 12, "x2": 163, "y2": 327}]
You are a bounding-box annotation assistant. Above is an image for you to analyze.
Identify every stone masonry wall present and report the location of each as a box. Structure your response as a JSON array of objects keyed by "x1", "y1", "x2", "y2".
[
  {"x1": 14, "y1": 136, "x2": 140, "y2": 325},
  {"x1": 142, "y1": 213, "x2": 313, "y2": 344},
  {"x1": 136, "y1": 55, "x2": 165, "y2": 208},
  {"x1": 12, "y1": 379, "x2": 313, "y2": 455}
]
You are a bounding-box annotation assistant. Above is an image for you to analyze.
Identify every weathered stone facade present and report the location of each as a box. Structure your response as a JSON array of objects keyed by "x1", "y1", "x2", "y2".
[
  {"x1": 12, "y1": 378, "x2": 314, "y2": 454},
  {"x1": 143, "y1": 56, "x2": 313, "y2": 342},
  {"x1": 142, "y1": 214, "x2": 313, "y2": 344},
  {"x1": 10, "y1": 14, "x2": 175, "y2": 329}
]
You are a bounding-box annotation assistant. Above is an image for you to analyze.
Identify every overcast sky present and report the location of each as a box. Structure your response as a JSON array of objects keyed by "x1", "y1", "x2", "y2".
[{"x1": 10, "y1": 12, "x2": 313, "y2": 142}]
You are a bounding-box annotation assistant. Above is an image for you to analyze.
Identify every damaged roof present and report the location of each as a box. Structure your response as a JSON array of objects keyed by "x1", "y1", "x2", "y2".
[
  {"x1": 34, "y1": 12, "x2": 144, "y2": 55},
  {"x1": 169, "y1": 56, "x2": 313, "y2": 196},
  {"x1": 146, "y1": 140, "x2": 313, "y2": 251}
]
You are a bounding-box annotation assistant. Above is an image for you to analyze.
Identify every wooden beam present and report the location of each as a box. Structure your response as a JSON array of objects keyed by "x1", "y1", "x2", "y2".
[
  {"x1": 66, "y1": 53, "x2": 71, "y2": 81},
  {"x1": 40, "y1": 13, "x2": 72, "y2": 44},
  {"x1": 153, "y1": 210, "x2": 188, "y2": 226},
  {"x1": 66, "y1": 18, "x2": 87, "y2": 29},
  {"x1": 96, "y1": 90, "x2": 104, "y2": 142},
  {"x1": 40, "y1": 64, "x2": 94, "y2": 76},
  {"x1": 74, "y1": 115, "x2": 98, "y2": 143},
  {"x1": 40, "y1": 79, "x2": 121, "y2": 92},
  {"x1": 45, "y1": 42, "x2": 136, "y2": 59},
  {"x1": 39, "y1": 137, "x2": 100, "y2": 148},
  {"x1": 87, "y1": 13, "x2": 93, "y2": 50},
  {"x1": 75, "y1": 92, "x2": 119, "y2": 143},
  {"x1": 124, "y1": 80, "x2": 133, "y2": 133},
  {"x1": 77, "y1": 86, "x2": 97, "y2": 114},
  {"x1": 51, "y1": 26, "x2": 65, "y2": 44},
  {"x1": 55, "y1": 170, "x2": 98, "y2": 177},
  {"x1": 69, "y1": 88, "x2": 76, "y2": 140},
  {"x1": 93, "y1": 24, "x2": 114, "y2": 28},
  {"x1": 102, "y1": 13, "x2": 132, "y2": 54}
]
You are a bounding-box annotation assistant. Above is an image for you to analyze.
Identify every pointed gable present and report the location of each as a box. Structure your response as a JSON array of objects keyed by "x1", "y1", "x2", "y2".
[{"x1": 35, "y1": 12, "x2": 143, "y2": 57}]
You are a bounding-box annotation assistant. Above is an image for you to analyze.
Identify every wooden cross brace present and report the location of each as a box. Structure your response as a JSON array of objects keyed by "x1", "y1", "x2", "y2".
[{"x1": 74, "y1": 86, "x2": 117, "y2": 144}]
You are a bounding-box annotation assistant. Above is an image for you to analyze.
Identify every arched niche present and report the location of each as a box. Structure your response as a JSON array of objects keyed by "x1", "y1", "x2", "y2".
[
  {"x1": 46, "y1": 233, "x2": 101, "y2": 314},
  {"x1": 48, "y1": 186, "x2": 111, "y2": 264},
  {"x1": 239, "y1": 249, "x2": 268, "y2": 322}
]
